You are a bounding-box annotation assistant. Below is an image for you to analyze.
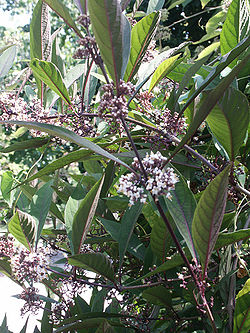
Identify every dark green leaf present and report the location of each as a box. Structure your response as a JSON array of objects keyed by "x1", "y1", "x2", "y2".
[
  {"x1": 0, "y1": 45, "x2": 16, "y2": 79},
  {"x1": 206, "y1": 87, "x2": 249, "y2": 161},
  {"x1": 118, "y1": 201, "x2": 143, "y2": 267},
  {"x1": 192, "y1": 165, "x2": 230, "y2": 275},
  {"x1": 88, "y1": 0, "x2": 131, "y2": 87},
  {"x1": 41, "y1": 302, "x2": 53, "y2": 333},
  {"x1": 72, "y1": 176, "x2": 104, "y2": 254},
  {"x1": 42, "y1": 0, "x2": 83, "y2": 37},
  {"x1": 142, "y1": 286, "x2": 172, "y2": 307},
  {"x1": 0, "y1": 137, "x2": 50, "y2": 153},
  {"x1": 150, "y1": 210, "x2": 170, "y2": 260},
  {"x1": 19, "y1": 318, "x2": 29, "y2": 333},
  {"x1": 124, "y1": 12, "x2": 160, "y2": 82},
  {"x1": 165, "y1": 174, "x2": 197, "y2": 260},
  {"x1": 216, "y1": 229, "x2": 250, "y2": 249},
  {"x1": 30, "y1": 58, "x2": 71, "y2": 105},
  {"x1": 8, "y1": 211, "x2": 36, "y2": 251},
  {"x1": 68, "y1": 253, "x2": 115, "y2": 282},
  {"x1": 233, "y1": 278, "x2": 250, "y2": 333}
]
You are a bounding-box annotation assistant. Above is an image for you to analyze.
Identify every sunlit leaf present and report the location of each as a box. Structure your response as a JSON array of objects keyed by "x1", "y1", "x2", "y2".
[
  {"x1": 206, "y1": 87, "x2": 249, "y2": 160},
  {"x1": 233, "y1": 278, "x2": 250, "y2": 333},
  {"x1": 88, "y1": 0, "x2": 131, "y2": 87},
  {"x1": 147, "y1": 0, "x2": 164, "y2": 13},
  {"x1": 0, "y1": 45, "x2": 16, "y2": 79},
  {"x1": 8, "y1": 211, "x2": 36, "y2": 251},
  {"x1": 69, "y1": 252, "x2": 115, "y2": 282},
  {"x1": 30, "y1": 58, "x2": 71, "y2": 105},
  {"x1": 192, "y1": 165, "x2": 230, "y2": 275},
  {"x1": 124, "y1": 12, "x2": 160, "y2": 82}
]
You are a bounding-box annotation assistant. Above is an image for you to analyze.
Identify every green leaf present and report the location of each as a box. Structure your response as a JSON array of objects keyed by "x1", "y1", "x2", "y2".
[
  {"x1": 220, "y1": 0, "x2": 249, "y2": 68},
  {"x1": 118, "y1": 201, "x2": 143, "y2": 267},
  {"x1": 201, "y1": 0, "x2": 211, "y2": 8},
  {"x1": 101, "y1": 218, "x2": 146, "y2": 261},
  {"x1": 0, "y1": 137, "x2": 50, "y2": 153},
  {"x1": 216, "y1": 229, "x2": 250, "y2": 249},
  {"x1": 72, "y1": 176, "x2": 104, "y2": 254},
  {"x1": 197, "y1": 42, "x2": 220, "y2": 60},
  {"x1": 124, "y1": 12, "x2": 160, "y2": 82},
  {"x1": 41, "y1": 0, "x2": 83, "y2": 37},
  {"x1": 147, "y1": 0, "x2": 164, "y2": 13},
  {"x1": 68, "y1": 252, "x2": 115, "y2": 282},
  {"x1": 149, "y1": 54, "x2": 181, "y2": 92},
  {"x1": 0, "y1": 45, "x2": 16, "y2": 79},
  {"x1": 41, "y1": 302, "x2": 53, "y2": 333},
  {"x1": 1, "y1": 171, "x2": 14, "y2": 204},
  {"x1": 29, "y1": 181, "x2": 54, "y2": 244},
  {"x1": 0, "y1": 121, "x2": 133, "y2": 172},
  {"x1": 233, "y1": 278, "x2": 250, "y2": 333},
  {"x1": 8, "y1": 211, "x2": 36, "y2": 251},
  {"x1": 206, "y1": 87, "x2": 249, "y2": 161},
  {"x1": 206, "y1": 10, "x2": 226, "y2": 35},
  {"x1": 19, "y1": 318, "x2": 29, "y2": 333},
  {"x1": 171, "y1": 52, "x2": 250, "y2": 158},
  {"x1": 30, "y1": 58, "x2": 71, "y2": 105},
  {"x1": 65, "y1": 183, "x2": 87, "y2": 252},
  {"x1": 192, "y1": 165, "x2": 230, "y2": 275},
  {"x1": 165, "y1": 174, "x2": 197, "y2": 260},
  {"x1": 142, "y1": 286, "x2": 172, "y2": 307},
  {"x1": 30, "y1": 1, "x2": 51, "y2": 61},
  {"x1": 88, "y1": 0, "x2": 131, "y2": 87}
]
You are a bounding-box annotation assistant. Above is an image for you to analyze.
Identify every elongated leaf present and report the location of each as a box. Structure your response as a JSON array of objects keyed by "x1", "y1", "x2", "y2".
[
  {"x1": 220, "y1": 0, "x2": 249, "y2": 68},
  {"x1": 72, "y1": 176, "x2": 104, "y2": 254},
  {"x1": 165, "y1": 174, "x2": 197, "y2": 260},
  {"x1": 30, "y1": 181, "x2": 54, "y2": 244},
  {"x1": 30, "y1": 58, "x2": 71, "y2": 105},
  {"x1": 65, "y1": 183, "x2": 87, "y2": 252},
  {"x1": 0, "y1": 45, "x2": 16, "y2": 78},
  {"x1": 206, "y1": 10, "x2": 226, "y2": 35},
  {"x1": 74, "y1": 0, "x2": 87, "y2": 14},
  {"x1": 207, "y1": 87, "x2": 249, "y2": 161},
  {"x1": 171, "y1": 53, "x2": 250, "y2": 159},
  {"x1": 149, "y1": 54, "x2": 182, "y2": 92},
  {"x1": 0, "y1": 137, "x2": 50, "y2": 153},
  {"x1": 8, "y1": 211, "x2": 36, "y2": 251},
  {"x1": 55, "y1": 318, "x2": 115, "y2": 333},
  {"x1": 69, "y1": 252, "x2": 115, "y2": 282},
  {"x1": 142, "y1": 286, "x2": 172, "y2": 306},
  {"x1": 192, "y1": 165, "x2": 230, "y2": 275},
  {"x1": 233, "y1": 278, "x2": 250, "y2": 333},
  {"x1": 150, "y1": 212, "x2": 170, "y2": 260},
  {"x1": 124, "y1": 12, "x2": 160, "y2": 82},
  {"x1": 118, "y1": 201, "x2": 143, "y2": 267},
  {"x1": 197, "y1": 42, "x2": 220, "y2": 60},
  {"x1": 216, "y1": 229, "x2": 250, "y2": 249},
  {"x1": 42, "y1": 0, "x2": 83, "y2": 37},
  {"x1": 88, "y1": 0, "x2": 131, "y2": 87},
  {"x1": 1, "y1": 171, "x2": 14, "y2": 204},
  {"x1": 101, "y1": 218, "x2": 146, "y2": 260},
  {"x1": 30, "y1": 0, "x2": 51, "y2": 61},
  {"x1": 147, "y1": 0, "x2": 164, "y2": 13},
  {"x1": 0, "y1": 121, "x2": 133, "y2": 172},
  {"x1": 181, "y1": 35, "x2": 250, "y2": 115}
]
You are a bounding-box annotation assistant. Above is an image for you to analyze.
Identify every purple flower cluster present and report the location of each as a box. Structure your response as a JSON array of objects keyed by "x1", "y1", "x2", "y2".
[{"x1": 118, "y1": 151, "x2": 178, "y2": 205}]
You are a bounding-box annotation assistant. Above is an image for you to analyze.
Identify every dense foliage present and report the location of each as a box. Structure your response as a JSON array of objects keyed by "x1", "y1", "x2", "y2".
[{"x1": 0, "y1": 0, "x2": 249, "y2": 332}]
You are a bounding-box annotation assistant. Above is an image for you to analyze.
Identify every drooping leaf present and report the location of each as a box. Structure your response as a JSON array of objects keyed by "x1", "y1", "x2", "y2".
[
  {"x1": 216, "y1": 229, "x2": 250, "y2": 249},
  {"x1": 29, "y1": 180, "x2": 54, "y2": 244},
  {"x1": 165, "y1": 174, "x2": 197, "y2": 260},
  {"x1": 220, "y1": 0, "x2": 249, "y2": 68},
  {"x1": 0, "y1": 121, "x2": 133, "y2": 172},
  {"x1": 41, "y1": 0, "x2": 83, "y2": 37},
  {"x1": 0, "y1": 137, "x2": 50, "y2": 153},
  {"x1": 124, "y1": 12, "x2": 160, "y2": 82},
  {"x1": 171, "y1": 52, "x2": 250, "y2": 159},
  {"x1": 64, "y1": 183, "x2": 87, "y2": 252},
  {"x1": 206, "y1": 87, "x2": 249, "y2": 161},
  {"x1": 88, "y1": 0, "x2": 131, "y2": 87},
  {"x1": 0, "y1": 45, "x2": 16, "y2": 78},
  {"x1": 68, "y1": 253, "x2": 115, "y2": 282},
  {"x1": 30, "y1": 58, "x2": 71, "y2": 105},
  {"x1": 192, "y1": 165, "x2": 230, "y2": 275},
  {"x1": 142, "y1": 286, "x2": 172, "y2": 307},
  {"x1": 148, "y1": 54, "x2": 182, "y2": 92},
  {"x1": 8, "y1": 211, "x2": 36, "y2": 251},
  {"x1": 118, "y1": 201, "x2": 143, "y2": 267},
  {"x1": 72, "y1": 176, "x2": 104, "y2": 254},
  {"x1": 147, "y1": 0, "x2": 165, "y2": 13},
  {"x1": 233, "y1": 278, "x2": 250, "y2": 333}
]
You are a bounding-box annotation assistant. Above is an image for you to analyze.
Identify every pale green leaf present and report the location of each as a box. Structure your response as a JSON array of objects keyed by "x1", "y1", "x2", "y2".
[
  {"x1": 0, "y1": 45, "x2": 16, "y2": 78},
  {"x1": 233, "y1": 278, "x2": 250, "y2": 333}
]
